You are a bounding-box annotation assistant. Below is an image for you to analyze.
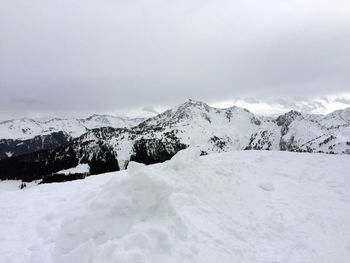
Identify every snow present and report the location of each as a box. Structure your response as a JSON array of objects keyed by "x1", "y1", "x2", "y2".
[
  {"x1": 56, "y1": 163, "x2": 90, "y2": 175},
  {"x1": 0, "y1": 150, "x2": 350, "y2": 263},
  {"x1": 5, "y1": 151, "x2": 13, "y2": 157},
  {"x1": 0, "y1": 180, "x2": 38, "y2": 193},
  {"x1": 0, "y1": 115, "x2": 144, "y2": 140},
  {"x1": 318, "y1": 108, "x2": 350, "y2": 128},
  {"x1": 81, "y1": 114, "x2": 144, "y2": 130}
]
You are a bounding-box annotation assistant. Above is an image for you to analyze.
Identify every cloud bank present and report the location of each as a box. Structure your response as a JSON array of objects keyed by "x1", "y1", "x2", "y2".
[{"x1": 1, "y1": 0, "x2": 349, "y2": 119}]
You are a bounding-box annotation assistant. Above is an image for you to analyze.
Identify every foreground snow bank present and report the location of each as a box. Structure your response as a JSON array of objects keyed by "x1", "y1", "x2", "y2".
[{"x1": 1, "y1": 150, "x2": 350, "y2": 263}]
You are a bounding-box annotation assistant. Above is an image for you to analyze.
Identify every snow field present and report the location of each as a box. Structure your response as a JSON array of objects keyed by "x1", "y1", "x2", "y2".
[
  {"x1": 56, "y1": 163, "x2": 90, "y2": 175},
  {"x1": 0, "y1": 149, "x2": 350, "y2": 263}
]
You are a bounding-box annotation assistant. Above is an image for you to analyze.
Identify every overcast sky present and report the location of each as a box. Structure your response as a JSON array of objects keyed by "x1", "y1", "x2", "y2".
[{"x1": 1, "y1": 0, "x2": 350, "y2": 120}]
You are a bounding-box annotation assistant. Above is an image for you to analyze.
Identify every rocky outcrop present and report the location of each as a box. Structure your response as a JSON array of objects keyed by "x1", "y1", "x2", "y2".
[{"x1": 276, "y1": 110, "x2": 302, "y2": 136}]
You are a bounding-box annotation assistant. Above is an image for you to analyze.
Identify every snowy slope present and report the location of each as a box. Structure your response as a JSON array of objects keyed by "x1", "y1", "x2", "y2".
[
  {"x1": 317, "y1": 107, "x2": 350, "y2": 129},
  {"x1": 0, "y1": 150, "x2": 349, "y2": 263},
  {"x1": 0, "y1": 115, "x2": 145, "y2": 140},
  {"x1": 56, "y1": 163, "x2": 90, "y2": 175}
]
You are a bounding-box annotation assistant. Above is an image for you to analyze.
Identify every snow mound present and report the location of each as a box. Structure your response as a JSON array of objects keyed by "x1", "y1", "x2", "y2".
[
  {"x1": 166, "y1": 147, "x2": 201, "y2": 171},
  {"x1": 52, "y1": 165, "x2": 187, "y2": 263},
  {"x1": 1, "y1": 150, "x2": 350, "y2": 263}
]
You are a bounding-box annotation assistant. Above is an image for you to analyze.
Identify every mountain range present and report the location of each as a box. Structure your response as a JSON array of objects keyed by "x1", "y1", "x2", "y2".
[
  {"x1": 0, "y1": 99, "x2": 349, "y2": 182},
  {"x1": 0, "y1": 114, "x2": 144, "y2": 159}
]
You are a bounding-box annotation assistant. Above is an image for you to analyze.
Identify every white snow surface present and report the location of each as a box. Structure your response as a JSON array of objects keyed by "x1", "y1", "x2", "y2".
[
  {"x1": 0, "y1": 180, "x2": 38, "y2": 193},
  {"x1": 56, "y1": 163, "x2": 90, "y2": 175},
  {"x1": 0, "y1": 150, "x2": 350, "y2": 263}
]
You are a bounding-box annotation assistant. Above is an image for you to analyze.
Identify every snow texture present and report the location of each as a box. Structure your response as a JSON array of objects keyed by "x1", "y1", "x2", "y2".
[{"x1": 0, "y1": 150, "x2": 349, "y2": 263}]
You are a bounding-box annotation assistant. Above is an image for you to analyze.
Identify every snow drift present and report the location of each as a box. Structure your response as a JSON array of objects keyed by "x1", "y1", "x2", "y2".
[{"x1": 0, "y1": 150, "x2": 350, "y2": 263}]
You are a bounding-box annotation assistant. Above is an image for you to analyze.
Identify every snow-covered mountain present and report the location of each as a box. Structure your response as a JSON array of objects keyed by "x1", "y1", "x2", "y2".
[
  {"x1": 0, "y1": 100, "x2": 349, "y2": 182},
  {"x1": 0, "y1": 115, "x2": 145, "y2": 159},
  {"x1": 1, "y1": 150, "x2": 350, "y2": 263},
  {"x1": 272, "y1": 108, "x2": 350, "y2": 154},
  {"x1": 0, "y1": 114, "x2": 145, "y2": 140}
]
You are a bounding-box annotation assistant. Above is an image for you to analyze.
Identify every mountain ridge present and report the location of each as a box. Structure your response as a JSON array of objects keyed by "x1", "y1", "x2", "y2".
[
  {"x1": 0, "y1": 114, "x2": 146, "y2": 140},
  {"x1": 0, "y1": 100, "x2": 349, "y2": 182}
]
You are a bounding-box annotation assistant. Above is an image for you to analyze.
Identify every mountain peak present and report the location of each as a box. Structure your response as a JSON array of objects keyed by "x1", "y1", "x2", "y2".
[
  {"x1": 176, "y1": 99, "x2": 211, "y2": 112},
  {"x1": 276, "y1": 110, "x2": 302, "y2": 127}
]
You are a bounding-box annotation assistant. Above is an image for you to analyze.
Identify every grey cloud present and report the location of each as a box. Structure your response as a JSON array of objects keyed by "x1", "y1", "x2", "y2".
[
  {"x1": 243, "y1": 97, "x2": 260, "y2": 104},
  {"x1": 297, "y1": 101, "x2": 326, "y2": 113},
  {"x1": 0, "y1": 0, "x2": 349, "y2": 119},
  {"x1": 334, "y1": 98, "x2": 350, "y2": 105},
  {"x1": 240, "y1": 97, "x2": 327, "y2": 113},
  {"x1": 10, "y1": 97, "x2": 46, "y2": 106},
  {"x1": 142, "y1": 105, "x2": 159, "y2": 114},
  {"x1": 320, "y1": 97, "x2": 331, "y2": 104}
]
